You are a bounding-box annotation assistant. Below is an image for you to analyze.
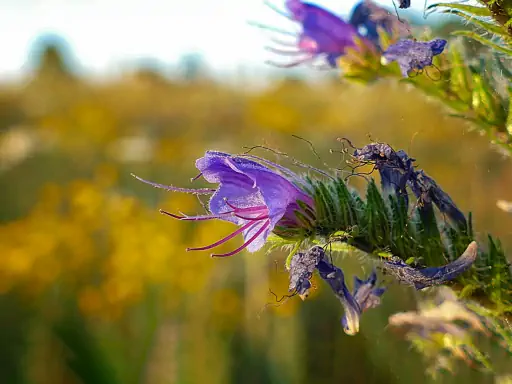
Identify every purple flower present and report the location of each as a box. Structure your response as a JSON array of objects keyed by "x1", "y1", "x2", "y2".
[
  {"x1": 349, "y1": 1, "x2": 410, "y2": 46},
  {"x1": 382, "y1": 38, "x2": 447, "y2": 77},
  {"x1": 132, "y1": 151, "x2": 314, "y2": 257},
  {"x1": 259, "y1": 0, "x2": 363, "y2": 68}
]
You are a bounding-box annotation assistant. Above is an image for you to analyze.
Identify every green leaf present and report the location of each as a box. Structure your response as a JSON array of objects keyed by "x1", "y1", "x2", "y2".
[
  {"x1": 452, "y1": 30, "x2": 512, "y2": 55},
  {"x1": 427, "y1": 2, "x2": 492, "y2": 17},
  {"x1": 448, "y1": 43, "x2": 472, "y2": 104},
  {"x1": 445, "y1": 9, "x2": 510, "y2": 39}
]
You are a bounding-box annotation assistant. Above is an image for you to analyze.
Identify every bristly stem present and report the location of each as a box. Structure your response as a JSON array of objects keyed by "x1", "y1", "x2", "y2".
[{"x1": 271, "y1": 174, "x2": 512, "y2": 317}]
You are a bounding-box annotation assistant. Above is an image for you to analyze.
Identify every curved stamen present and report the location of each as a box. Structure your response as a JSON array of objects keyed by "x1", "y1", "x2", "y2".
[
  {"x1": 131, "y1": 174, "x2": 215, "y2": 194},
  {"x1": 211, "y1": 220, "x2": 271, "y2": 257},
  {"x1": 235, "y1": 213, "x2": 270, "y2": 221},
  {"x1": 186, "y1": 215, "x2": 267, "y2": 252}
]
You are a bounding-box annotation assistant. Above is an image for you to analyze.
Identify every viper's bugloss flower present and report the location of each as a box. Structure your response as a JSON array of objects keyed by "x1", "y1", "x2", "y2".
[
  {"x1": 383, "y1": 241, "x2": 478, "y2": 290},
  {"x1": 261, "y1": 0, "x2": 363, "y2": 68},
  {"x1": 349, "y1": 0, "x2": 410, "y2": 46},
  {"x1": 132, "y1": 151, "x2": 315, "y2": 257},
  {"x1": 382, "y1": 38, "x2": 447, "y2": 77}
]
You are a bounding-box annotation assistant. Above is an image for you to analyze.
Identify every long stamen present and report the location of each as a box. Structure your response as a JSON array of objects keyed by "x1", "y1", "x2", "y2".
[
  {"x1": 235, "y1": 213, "x2": 270, "y2": 221},
  {"x1": 131, "y1": 174, "x2": 215, "y2": 194},
  {"x1": 160, "y1": 209, "x2": 233, "y2": 221},
  {"x1": 211, "y1": 220, "x2": 271, "y2": 257},
  {"x1": 190, "y1": 172, "x2": 203, "y2": 182},
  {"x1": 186, "y1": 218, "x2": 263, "y2": 251}
]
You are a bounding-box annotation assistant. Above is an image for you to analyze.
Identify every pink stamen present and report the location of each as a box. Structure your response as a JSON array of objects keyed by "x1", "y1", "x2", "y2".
[
  {"x1": 190, "y1": 172, "x2": 203, "y2": 182},
  {"x1": 186, "y1": 219, "x2": 261, "y2": 252},
  {"x1": 211, "y1": 220, "x2": 271, "y2": 257},
  {"x1": 159, "y1": 210, "x2": 185, "y2": 219},
  {"x1": 234, "y1": 213, "x2": 270, "y2": 221}
]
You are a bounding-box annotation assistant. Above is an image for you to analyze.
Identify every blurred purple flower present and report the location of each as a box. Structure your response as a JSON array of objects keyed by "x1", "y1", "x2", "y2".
[
  {"x1": 382, "y1": 38, "x2": 447, "y2": 77},
  {"x1": 132, "y1": 151, "x2": 314, "y2": 257},
  {"x1": 349, "y1": 0, "x2": 410, "y2": 46},
  {"x1": 258, "y1": 0, "x2": 363, "y2": 68},
  {"x1": 399, "y1": 0, "x2": 411, "y2": 9}
]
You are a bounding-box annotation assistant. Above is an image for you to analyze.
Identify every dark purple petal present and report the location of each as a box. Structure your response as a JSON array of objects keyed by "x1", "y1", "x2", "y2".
[
  {"x1": 349, "y1": 1, "x2": 410, "y2": 45},
  {"x1": 353, "y1": 143, "x2": 413, "y2": 205},
  {"x1": 351, "y1": 269, "x2": 386, "y2": 312},
  {"x1": 382, "y1": 38, "x2": 447, "y2": 77},
  {"x1": 383, "y1": 241, "x2": 478, "y2": 289},
  {"x1": 410, "y1": 170, "x2": 467, "y2": 228},
  {"x1": 316, "y1": 257, "x2": 361, "y2": 335}
]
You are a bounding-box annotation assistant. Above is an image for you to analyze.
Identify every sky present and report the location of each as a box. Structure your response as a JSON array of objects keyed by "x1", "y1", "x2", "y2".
[{"x1": 0, "y1": 0, "x2": 431, "y2": 78}]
